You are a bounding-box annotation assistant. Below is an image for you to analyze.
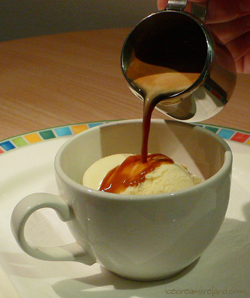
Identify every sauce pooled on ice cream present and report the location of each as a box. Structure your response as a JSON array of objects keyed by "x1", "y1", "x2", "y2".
[{"x1": 99, "y1": 153, "x2": 173, "y2": 193}]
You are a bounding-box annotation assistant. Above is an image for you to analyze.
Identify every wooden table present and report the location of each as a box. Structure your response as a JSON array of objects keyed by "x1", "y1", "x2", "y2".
[{"x1": 0, "y1": 28, "x2": 250, "y2": 140}]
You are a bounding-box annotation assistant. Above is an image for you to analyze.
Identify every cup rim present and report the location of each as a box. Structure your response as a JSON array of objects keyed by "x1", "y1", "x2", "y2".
[{"x1": 55, "y1": 119, "x2": 232, "y2": 202}]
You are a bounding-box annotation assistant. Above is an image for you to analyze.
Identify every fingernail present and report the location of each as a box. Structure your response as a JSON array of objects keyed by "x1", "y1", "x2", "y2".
[{"x1": 240, "y1": 0, "x2": 250, "y2": 11}]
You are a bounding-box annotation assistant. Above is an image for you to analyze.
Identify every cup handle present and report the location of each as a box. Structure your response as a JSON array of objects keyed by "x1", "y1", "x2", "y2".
[{"x1": 11, "y1": 193, "x2": 95, "y2": 265}]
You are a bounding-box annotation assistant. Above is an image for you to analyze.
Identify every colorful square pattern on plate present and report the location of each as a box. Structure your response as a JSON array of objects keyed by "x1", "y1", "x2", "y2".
[
  {"x1": 0, "y1": 121, "x2": 250, "y2": 154},
  {"x1": 0, "y1": 122, "x2": 105, "y2": 154}
]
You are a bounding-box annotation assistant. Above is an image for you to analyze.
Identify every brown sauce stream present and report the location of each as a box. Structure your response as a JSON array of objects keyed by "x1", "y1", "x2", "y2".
[
  {"x1": 100, "y1": 58, "x2": 199, "y2": 193},
  {"x1": 127, "y1": 57, "x2": 199, "y2": 162}
]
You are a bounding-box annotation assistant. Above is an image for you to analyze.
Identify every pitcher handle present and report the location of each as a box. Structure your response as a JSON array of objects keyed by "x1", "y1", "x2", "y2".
[{"x1": 165, "y1": 0, "x2": 209, "y2": 22}]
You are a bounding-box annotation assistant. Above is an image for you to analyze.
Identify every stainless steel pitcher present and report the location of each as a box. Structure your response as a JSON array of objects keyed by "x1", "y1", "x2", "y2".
[{"x1": 121, "y1": 0, "x2": 236, "y2": 122}]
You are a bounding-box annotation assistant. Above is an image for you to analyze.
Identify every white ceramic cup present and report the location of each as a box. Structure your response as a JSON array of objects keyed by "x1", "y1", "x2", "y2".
[{"x1": 11, "y1": 119, "x2": 232, "y2": 281}]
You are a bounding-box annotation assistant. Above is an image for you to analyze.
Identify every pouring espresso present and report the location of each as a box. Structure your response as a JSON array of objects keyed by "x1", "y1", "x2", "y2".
[
  {"x1": 126, "y1": 53, "x2": 201, "y2": 161},
  {"x1": 121, "y1": 1, "x2": 236, "y2": 162}
]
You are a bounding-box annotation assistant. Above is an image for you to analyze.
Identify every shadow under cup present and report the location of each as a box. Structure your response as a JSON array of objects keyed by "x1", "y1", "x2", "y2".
[{"x1": 55, "y1": 119, "x2": 232, "y2": 281}]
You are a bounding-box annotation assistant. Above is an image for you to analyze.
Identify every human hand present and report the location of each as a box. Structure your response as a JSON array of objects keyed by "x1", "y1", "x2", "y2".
[{"x1": 157, "y1": 0, "x2": 250, "y2": 73}]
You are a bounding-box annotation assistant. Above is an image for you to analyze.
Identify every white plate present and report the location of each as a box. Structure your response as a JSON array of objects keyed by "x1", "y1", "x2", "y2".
[{"x1": 0, "y1": 123, "x2": 250, "y2": 298}]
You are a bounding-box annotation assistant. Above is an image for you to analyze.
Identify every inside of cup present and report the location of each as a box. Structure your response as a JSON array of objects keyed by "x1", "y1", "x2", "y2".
[{"x1": 58, "y1": 120, "x2": 229, "y2": 186}]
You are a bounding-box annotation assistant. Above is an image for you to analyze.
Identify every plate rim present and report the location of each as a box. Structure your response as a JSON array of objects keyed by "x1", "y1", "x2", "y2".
[{"x1": 1, "y1": 120, "x2": 250, "y2": 155}]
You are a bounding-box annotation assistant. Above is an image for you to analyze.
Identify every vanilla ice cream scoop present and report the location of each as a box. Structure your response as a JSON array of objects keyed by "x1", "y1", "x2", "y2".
[
  {"x1": 82, "y1": 154, "x2": 131, "y2": 190},
  {"x1": 82, "y1": 153, "x2": 201, "y2": 195}
]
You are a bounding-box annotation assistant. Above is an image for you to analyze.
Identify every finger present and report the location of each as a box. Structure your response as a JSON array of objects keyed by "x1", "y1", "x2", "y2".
[
  {"x1": 203, "y1": 0, "x2": 250, "y2": 24},
  {"x1": 186, "y1": 0, "x2": 250, "y2": 23},
  {"x1": 157, "y1": 0, "x2": 167, "y2": 10},
  {"x1": 158, "y1": 0, "x2": 250, "y2": 23},
  {"x1": 208, "y1": 14, "x2": 250, "y2": 44},
  {"x1": 226, "y1": 31, "x2": 250, "y2": 62},
  {"x1": 235, "y1": 50, "x2": 250, "y2": 73}
]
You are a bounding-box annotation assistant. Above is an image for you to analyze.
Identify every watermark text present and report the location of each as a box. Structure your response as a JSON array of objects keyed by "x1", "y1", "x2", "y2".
[{"x1": 165, "y1": 286, "x2": 247, "y2": 297}]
